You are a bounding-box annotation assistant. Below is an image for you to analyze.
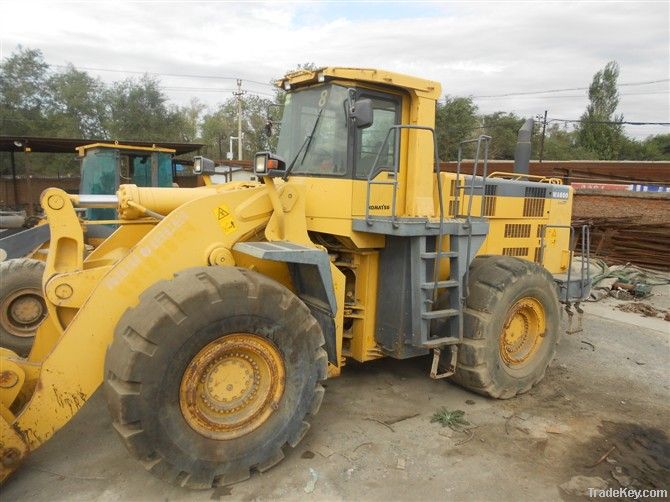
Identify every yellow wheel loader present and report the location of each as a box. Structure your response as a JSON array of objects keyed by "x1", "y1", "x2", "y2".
[
  {"x1": 0, "y1": 143, "x2": 177, "y2": 357},
  {"x1": 0, "y1": 67, "x2": 590, "y2": 488}
]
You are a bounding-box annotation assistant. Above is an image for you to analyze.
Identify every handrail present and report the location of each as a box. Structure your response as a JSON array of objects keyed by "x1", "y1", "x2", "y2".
[
  {"x1": 454, "y1": 136, "x2": 491, "y2": 222},
  {"x1": 363, "y1": 124, "x2": 444, "y2": 305},
  {"x1": 455, "y1": 135, "x2": 491, "y2": 302},
  {"x1": 488, "y1": 171, "x2": 563, "y2": 184},
  {"x1": 364, "y1": 124, "x2": 440, "y2": 229},
  {"x1": 539, "y1": 223, "x2": 591, "y2": 302}
]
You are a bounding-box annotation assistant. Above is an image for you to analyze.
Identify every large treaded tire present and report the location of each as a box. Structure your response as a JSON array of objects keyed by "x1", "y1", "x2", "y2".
[
  {"x1": 104, "y1": 266, "x2": 327, "y2": 489},
  {"x1": 451, "y1": 256, "x2": 560, "y2": 399},
  {"x1": 0, "y1": 258, "x2": 46, "y2": 357}
]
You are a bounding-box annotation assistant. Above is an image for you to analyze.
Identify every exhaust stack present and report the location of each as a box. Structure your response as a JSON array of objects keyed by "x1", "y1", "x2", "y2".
[{"x1": 514, "y1": 118, "x2": 534, "y2": 174}]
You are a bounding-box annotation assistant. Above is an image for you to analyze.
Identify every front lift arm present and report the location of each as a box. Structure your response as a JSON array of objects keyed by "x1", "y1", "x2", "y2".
[{"x1": 0, "y1": 183, "x2": 274, "y2": 481}]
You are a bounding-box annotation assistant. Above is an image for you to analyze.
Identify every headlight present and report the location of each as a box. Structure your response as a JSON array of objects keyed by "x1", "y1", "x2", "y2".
[
  {"x1": 254, "y1": 152, "x2": 285, "y2": 175},
  {"x1": 193, "y1": 156, "x2": 215, "y2": 174},
  {"x1": 255, "y1": 153, "x2": 267, "y2": 174}
]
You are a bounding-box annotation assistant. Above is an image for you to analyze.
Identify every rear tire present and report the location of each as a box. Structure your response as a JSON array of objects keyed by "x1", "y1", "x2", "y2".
[
  {"x1": 451, "y1": 256, "x2": 560, "y2": 399},
  {"x1": 105, "y1": 266, "x2": 327, "y2": 489},
  {"x1": 0, "y1": 258, "x2": 47, "y2": 357}
]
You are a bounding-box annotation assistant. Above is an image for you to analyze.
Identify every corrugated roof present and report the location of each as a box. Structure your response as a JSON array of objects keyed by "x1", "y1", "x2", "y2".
[{"x1": 0, "y1": 136, "x2": 204, "y2": 155}]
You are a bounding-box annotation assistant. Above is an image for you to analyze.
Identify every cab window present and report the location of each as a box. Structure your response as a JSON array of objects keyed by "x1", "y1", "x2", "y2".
[{"x1": 355, "y1": 96, "x2": 400, "y2": 179}]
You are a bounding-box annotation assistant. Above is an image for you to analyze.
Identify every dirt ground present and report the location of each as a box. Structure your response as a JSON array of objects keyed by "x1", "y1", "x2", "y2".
[{"x1": 3, "y1": 288, "x2": 669, "y2": 501}]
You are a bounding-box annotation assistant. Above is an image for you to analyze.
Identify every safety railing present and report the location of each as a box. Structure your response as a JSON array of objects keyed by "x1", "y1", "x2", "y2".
[
  {"x1": 364, "y1": 124, "x2": 441, "y2": 228},
  {"x1": 454, "y1": 136, "x2": 491, "y2": 301},
  {"x1": 539, "y1": 224, "x2": 591, "y2": 301},
  {"x1": 363, "y1": 124, "x2": 445, "y2": 305},
  {"x1": 487, "y1": 172, "x2": 563, "y2": 185},
  {"x1": 454, "y1": 136, "x2": 492, "y2": 223}
]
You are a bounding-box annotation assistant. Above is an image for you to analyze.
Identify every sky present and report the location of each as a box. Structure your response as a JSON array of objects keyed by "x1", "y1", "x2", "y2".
[{"x1": 1, "y1": 0, "x2": 669, "y2": 139}]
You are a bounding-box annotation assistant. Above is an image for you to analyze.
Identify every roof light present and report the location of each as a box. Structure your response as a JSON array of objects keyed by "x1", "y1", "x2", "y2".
[
  {"x1": 317, "y1": 72, "x2": 325, "y2": 83},
  {"x1": 283, "y1": 81, "x2": 291, "y2": 91}
]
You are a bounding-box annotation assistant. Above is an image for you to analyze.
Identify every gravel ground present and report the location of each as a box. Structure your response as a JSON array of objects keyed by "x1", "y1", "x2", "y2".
[{"x1": 3, "y1": 290, "x2": 669, "y2": 502}]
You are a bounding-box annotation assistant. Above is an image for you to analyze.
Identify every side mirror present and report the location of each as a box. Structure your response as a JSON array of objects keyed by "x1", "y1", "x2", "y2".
[
  {"x1": 350, "y1": 98, "x2": 373, "y2": 129},
  {"x1": 264, "y1": 119, "x2": 273, "y2": 137}
]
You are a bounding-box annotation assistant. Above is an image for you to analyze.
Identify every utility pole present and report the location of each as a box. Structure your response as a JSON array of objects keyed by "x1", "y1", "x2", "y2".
[
  {"x1": 233, "y1": 79, "x2": 246, "y2": 160},
  {"x1": 538, "y1": 110, "x2": 548, "y2": 164},
  {"x1": 218, "y1": 133, "x2": 224, "y2": 162},
  {"x1": 24, "y1": 147, "x2": 34, "y2": 217}
]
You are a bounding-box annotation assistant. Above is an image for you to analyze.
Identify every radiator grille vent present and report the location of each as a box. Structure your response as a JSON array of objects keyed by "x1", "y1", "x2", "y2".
[
  {"x1": 450, "y1": 179, "x2": 457, "y2": 195},
  {"x1": 504, "y1": 223, "x2": 532, "y2": 238},
  {"x1": 482, "y1": 184, "x2": 497, "y2": 216},
  {"x1": 502, "y1": 247, "x2": 529, "y2": 257},
  {"x1": 523, "y1": 187, "x2": 547, "y2": 217},
  {"x1": 448, "y1": 200, "x2": 459, "y2": 216}
]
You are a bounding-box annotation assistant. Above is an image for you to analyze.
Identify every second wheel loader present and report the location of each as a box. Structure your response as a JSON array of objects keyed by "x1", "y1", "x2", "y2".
[
  {"x1": 0, "y1": 143, "x2": 177, "y2": 356},
  {"x1": 0, "y1": 67, "x2": 589, "y2": 488}
]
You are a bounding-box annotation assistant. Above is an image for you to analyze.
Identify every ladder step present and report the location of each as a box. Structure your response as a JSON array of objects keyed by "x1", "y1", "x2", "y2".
[
  {"x1": 421, "y1": 308, "x2": 459, "y2": 320},
  {"x1": 420, "y1": 251, "x2": 458, "y2": 259},
  {"x1": 422, "y1": 337, "x2": 460, "y2": 348},
  {"x1": 421, "y1": 280, "x2": 459, "y2": 290}
]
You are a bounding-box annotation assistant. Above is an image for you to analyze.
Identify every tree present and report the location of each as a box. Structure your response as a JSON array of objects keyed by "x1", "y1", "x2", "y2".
[
  {"x1": 539, "y1": 124, "x2": 599, "y2": 160},
  {"x1": 642, "y1": 133, "x2": 670, "y2": 159},
  {"x1": 200, "y1": 100, "x2": 239, "y2": 159},
  {"x1": 0, "y1": 47, "x2": 50, "y2": 135},
  {"x1": 104, "y1": 75, "x2": 177, "y2": 141},
  {"x1": 200, "y1": 94, "x2": 275, "y2": 160},
  {"x1": 480, "y1": 112, "x2": 524, "y2": 159},
  {"x1": 619, "y1": 133, "x2": 670, "y2": 160},
  {"x1": 435, "y1": 96, "x2": 479, "y2": 161},
  {"x1": 577, "y1": 61, "x2": 624, "y2": 159},
  {"x1": 46, "y1": 64, "x2": 107, "y2": 138},
  {"x1": 171, "y1": 98, "x2": 206, "y2": 143}
]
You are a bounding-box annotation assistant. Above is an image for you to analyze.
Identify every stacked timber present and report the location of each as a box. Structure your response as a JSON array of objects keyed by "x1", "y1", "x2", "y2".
[
  {"x1": 572, "y1": 192, "x2": 670, "y2": 272},
  {"x1": 573, "y1": 217, "x2": 670, "y2": 271}
]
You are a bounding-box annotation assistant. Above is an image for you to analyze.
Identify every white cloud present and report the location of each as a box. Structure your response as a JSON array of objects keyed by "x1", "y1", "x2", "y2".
[{"x1": 1, "y1": 1, "x2": 668, "y2": 138}]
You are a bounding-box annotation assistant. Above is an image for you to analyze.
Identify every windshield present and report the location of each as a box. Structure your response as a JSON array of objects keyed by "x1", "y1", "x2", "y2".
[{"x1": 276, "y1": 84, "x2": 349, "y2": 176}]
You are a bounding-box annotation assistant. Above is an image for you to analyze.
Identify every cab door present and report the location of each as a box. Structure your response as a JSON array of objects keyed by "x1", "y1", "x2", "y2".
[{"x1": 351, "y1": 92, "x2": 403, "y2": 220}]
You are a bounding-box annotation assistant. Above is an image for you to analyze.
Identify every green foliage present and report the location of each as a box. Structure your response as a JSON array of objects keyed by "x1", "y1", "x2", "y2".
[
  {"x1": 539, "y1": 124, "x2": 599, "y2": 161},
  {"x1": 480, "y1": 112, "x2": 525, "y2": 160},
  {"x1": 619, "y1": 133, "x2": 670, "y2": 160},
  {"x1": 46, "y1": 64, "x2": 107, "y2": 138},
  {"x1": 104, "y1": 75, "x2": 176, "y2": 141},
  {"x1": 431, "y1": 408, "x2": 470, "y2": 430},
  {"x1": 1, "y1": 47, "x2": 668, "y2": 179},
  {"x1": 576, "y1": 61, "x2": 625, "y2": 159},
  {"x1": 435, "y1": 96, "x2": 479, "y2": 161},
  {"x1": 200, "y1": 94, "x2": 274, "y2": 160},
  {"x1": 0, "y1": 46, "x2": 51, "y2": 135}
]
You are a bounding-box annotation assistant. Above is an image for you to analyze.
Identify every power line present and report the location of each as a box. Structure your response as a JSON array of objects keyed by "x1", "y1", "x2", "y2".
[
  {"x1": 471, "y1": 78, "x2": 669, "y2": 99},
  {"x1": 548, "y1": 117, "x2": 670, "y2": 126},
  {"x1": 160, "y1": 86, "x2": 277, "y2": 98},
  {"x1": 473, "y1": 91, "x2": 669, "y2": 100},
  {"x1": 48, "y1": 64, "x2": 275, "y2": 88}
]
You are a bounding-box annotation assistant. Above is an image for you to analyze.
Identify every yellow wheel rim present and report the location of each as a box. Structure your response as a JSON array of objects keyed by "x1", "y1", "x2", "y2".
[
  {"x1": 180, "y1": 334, "x2": 285, "y2": 440},
  {"x1": 499, "y1": 297, "x2": 546, "y2": 367}
]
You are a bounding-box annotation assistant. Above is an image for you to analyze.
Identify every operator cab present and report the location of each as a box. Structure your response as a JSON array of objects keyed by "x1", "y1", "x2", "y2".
[
  {"x1": 255, "y1": 81, "x2": 399, "y2": 181},
  {"x1": 254, "y1": 67, "x2": 442, "y2": 222}
]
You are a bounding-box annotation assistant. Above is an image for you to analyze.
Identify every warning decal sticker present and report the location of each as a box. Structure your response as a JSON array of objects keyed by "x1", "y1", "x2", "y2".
[{"x1": 213, "y1": 204, "x2": 237, "y2": 234}]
